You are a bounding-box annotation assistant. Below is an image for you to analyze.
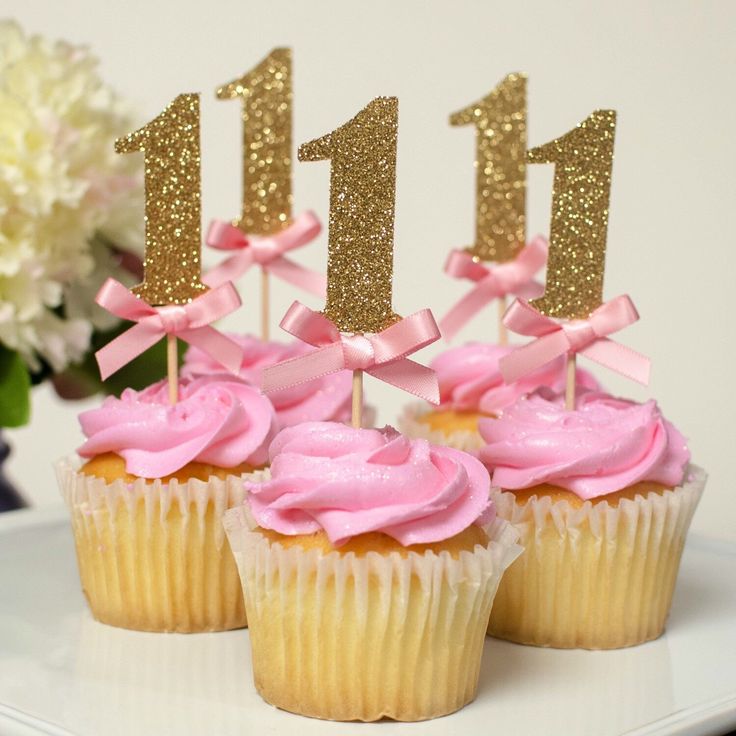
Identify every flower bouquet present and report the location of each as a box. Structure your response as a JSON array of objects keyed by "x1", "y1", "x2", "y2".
[{"x1": 0, "y1": 21, "x2": 166, "y2": 504}]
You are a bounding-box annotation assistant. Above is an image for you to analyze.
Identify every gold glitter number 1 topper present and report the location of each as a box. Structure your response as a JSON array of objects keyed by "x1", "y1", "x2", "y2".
[
  {"x1": 450, "y1": 73, "x2": 527, "y2": 263},
  {"x1": 299, "y1": 97, "x2": 399, "y2": 334},
  {"x1": 115, "y1": 93, "x2": 207, "y2": 306},
  {"x1": 528, "y1": 110, "x2": 616, "y2": 320},
  {"x1": 216, "y1": 47, "x2": 293, "y2": 236}
]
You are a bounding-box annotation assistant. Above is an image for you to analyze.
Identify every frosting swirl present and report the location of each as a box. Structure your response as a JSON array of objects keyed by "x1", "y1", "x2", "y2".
[
  {"x1": 478, "y1": 389, "x2": 690, "y2": 499},
  {"x1": 431, "y1": 342, "x2": 600, "y2": 415},
  {"x1": 183, "y1": 334, "x2": 353, "y2": 428},
  {"x1": 247, "y1": 421, "x2": 494, "y2": 546},
  {"x1": 78, "y1": 374, "x2": 277, "y2": 477}
]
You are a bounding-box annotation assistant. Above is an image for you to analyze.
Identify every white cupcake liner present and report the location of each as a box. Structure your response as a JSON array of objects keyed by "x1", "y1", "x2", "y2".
[
  {"x1": 488, "y1": 465, "x2": 706, "y2": 649},
  {"x1": 397, "y1": 401, "x2": 487, "y2": 452},
  {"x1": 57, "y1": 456, "x2": 268, "y2": 633},
  {"x1": 224, "y1": 507, "x2": 521, "y2": 721}
]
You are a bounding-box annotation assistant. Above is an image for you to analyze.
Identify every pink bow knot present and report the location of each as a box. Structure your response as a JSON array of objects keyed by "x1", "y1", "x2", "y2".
[
  {"x1": 439, "y1": 236, "x2": 548, "y2": 341},
  {"x1": 157, "y1": 305, "x2": 190, "y2": 334},
  {"x1": 564, "y1": 319, "x2": 598, "y2": 352},
  {"x1": 203, "y1": 210, "x2": 327, "y2": 297},
  {"x1": 499, "y1": 294, "x2": 651, "y2": 385},
  {"x1": 248, "y1": 238, "x2": 283, "y2": 265},
  {"x1": 94, "y1": 278, "x2": 244, "y2": 381},
  {"x1": 262, "y1": 302, "x2": 441, "y2": 404},
  {"x1": 342, "y1": 334, "x2": 376, "y2": 370}
]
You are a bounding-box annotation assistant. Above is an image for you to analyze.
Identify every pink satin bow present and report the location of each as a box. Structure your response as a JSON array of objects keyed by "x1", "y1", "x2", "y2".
[
  {"x1": 262, "y1": 302, "x2": 441, "y2": 403},
  {"x1": 94, "y1": 278, "x2": 244, "y2": 380},
  {"x1": 499, "y1": 295, "x2": 651, "y2": 385},
  {"x1": 439, "y1": 236, "x2": 548, "y2": 341},
  {"x1": 203, "y1": 210, "x2": 326, "y2": 296}
]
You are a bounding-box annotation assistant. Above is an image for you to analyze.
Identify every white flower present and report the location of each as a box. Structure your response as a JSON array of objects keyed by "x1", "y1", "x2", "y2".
[{"x1": 0, "y1": 20, "x2": 143, "y2": 372}]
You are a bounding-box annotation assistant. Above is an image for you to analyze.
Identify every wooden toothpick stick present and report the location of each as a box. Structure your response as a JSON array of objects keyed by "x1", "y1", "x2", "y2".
[
  {"x1": 261, "y1": 268, "x2": 270, "y2": 341},
  {"x1": 352, "y1": 370, "x2": 363, "y2": 428},
  {"x1": 565, "y1": 353, "x2": 576, "y2": 411},
  {"x1": 167, "y1": 334, "x2": 179, "y2": 404},
  {"x1": 498, "y1": 295, "x2": 508, "y2": 346}
]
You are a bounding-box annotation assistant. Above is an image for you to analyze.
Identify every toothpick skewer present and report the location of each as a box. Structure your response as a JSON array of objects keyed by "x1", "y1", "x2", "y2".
[
  {"x1": 261, "y1": 269, "x2": 270, "y2": 341},
  {"x1": 167, "y1": 334, "x2": 179, "y2": 404},
  {"x1": 565, "y1": 353, "x2": 576, "y2": 411},
  {"x1": 498, "y1": 295, "x2": 508, "y2": 346},
  {"x1": 352, "y1": 370, "x2": 363, "y2": 428}
]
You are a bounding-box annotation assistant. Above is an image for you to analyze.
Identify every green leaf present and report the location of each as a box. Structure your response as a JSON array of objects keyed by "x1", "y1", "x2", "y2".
[
  {"x1": 101, "y1": 332, "x2": 172, "y2": 396},
  {"x1": 0, "y1": 347, "x2": 31, "y2": 427},
  {"x1": 53, "y1": 322, "x2": 176, "y2": 400}
]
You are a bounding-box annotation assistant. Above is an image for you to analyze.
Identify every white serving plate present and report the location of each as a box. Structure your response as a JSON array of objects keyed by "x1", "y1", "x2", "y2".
[{"x1": 0, "y1": 507, "x2": 735, "y2": 736}]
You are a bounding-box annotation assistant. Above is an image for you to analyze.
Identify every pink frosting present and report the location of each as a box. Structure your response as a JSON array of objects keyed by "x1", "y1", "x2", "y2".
[
  {"x1": 431, "y1": 342, "x2": 601, "y2": 415},
  {"x1": 183, "y1": 334, "x2": 353, "y2": 429},
  {"x1": 478, "y1": 389, "x2": 690, "y2": 499},
  {"x1": 246, "y1": 421, "x2": 494, "y2": 546},
  {"x1": 78, "y1": 374, "x2": 277, "y2": 478}
]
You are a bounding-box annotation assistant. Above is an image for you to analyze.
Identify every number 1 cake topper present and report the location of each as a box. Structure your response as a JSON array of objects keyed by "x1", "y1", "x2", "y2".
[
  {"x1": 204, "y1": 48, "x2": 326, "y2": 340},
  {"x1": 440, "y1": 73, "x2": 547, "y2": 344},
  {"x1": 262, "y1": 97, "x2": 441, "y2": 428},
  {"x1": 450, "y1": 72, "x2": 527, "y2": 263},
  {"x1": 300, "y1": 96, "x2": 399, "y2": 334},
  {"x1": 93, "y1": 93, "x2": 243, "y2": 404},
  {"x1": 219, "y1": 47, "x2": 293, "y2": 237},
  {"x1": 116, "y1": 94, "x2": 208, "y2": 306},
  {"x1": 500, "y1": 109, "x2": 650, "y2": 409}
]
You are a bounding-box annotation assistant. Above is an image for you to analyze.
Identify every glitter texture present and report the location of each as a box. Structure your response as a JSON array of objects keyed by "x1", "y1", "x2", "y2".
[
  {"x1": 116, "y1": 93, "x2": 207, "y2": 306},
  {"x1": 450, "y1": 72, "x2": 526, "y2": 263},
  {"x1": 528, "y1": 110, "x2": 616, "y2": 319},
  {"x1": 217, "y1": 47, "x2": 292, "y2": 236},
  {"x1": 299, "y1": 97, "x2": 398, "y2": 333}
]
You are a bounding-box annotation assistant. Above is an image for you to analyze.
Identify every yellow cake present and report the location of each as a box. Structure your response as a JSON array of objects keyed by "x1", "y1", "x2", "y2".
[
  {"x1": 416, "y1": 407, "x2": 493, "y2": 435},
  {"x1": 58, "y1": 375, "x2": 277, "y2": 633},
  {"x1": 480, "y1": 391, "x2": 706, "y2": 649},
  {"x1": 224, "y1": 421, "x2": 522, "y2": 721}
]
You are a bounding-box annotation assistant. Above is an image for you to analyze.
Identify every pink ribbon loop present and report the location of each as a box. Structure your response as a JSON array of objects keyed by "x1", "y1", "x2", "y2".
[
  {"x1": 203, "y1": 210, "x2": 326, "y2": 296},
  {"x1": 262, "y1": 302, "x2": 441, "y2": 404},
  {"x1": 439, "y1": 236, "x2": 548, "y2": 341},
  {"x1": 499, "y1": 295, "x2": 651, "y2": 385},
  {"x1": 94, "y1": 278, "x2": 244, "y2": 380}
]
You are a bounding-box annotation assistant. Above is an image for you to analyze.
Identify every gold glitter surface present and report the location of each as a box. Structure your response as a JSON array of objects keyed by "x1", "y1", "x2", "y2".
[
  {"x1": 299, "y1": 97, "x2": 399, "y2": 333},
  {"x1": 450, "y1": 73, "x2": 527, "y2": 262},
  {"x1": 116, "y1": 93, "x2": 207, "y2": 306},
  {"x1": 528, "y1": 110, "x2": 616, "y2": 319},
  {"x1": 217, "y1": 47, "x2": 292, "y2": 235}
]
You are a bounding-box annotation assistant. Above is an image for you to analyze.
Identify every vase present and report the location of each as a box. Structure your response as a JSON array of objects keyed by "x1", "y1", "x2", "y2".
[{"x1": 0, "y1": 435, "x2": 26, "y2": 512}]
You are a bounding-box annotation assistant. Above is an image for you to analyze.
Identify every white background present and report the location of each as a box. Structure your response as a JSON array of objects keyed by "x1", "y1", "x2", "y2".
[{"x1": 4, "y1": 0, "x2": 735, "y2": 541}]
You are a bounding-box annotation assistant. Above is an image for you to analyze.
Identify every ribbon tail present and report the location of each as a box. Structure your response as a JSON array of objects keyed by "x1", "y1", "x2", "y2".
[
  {"x1": 499, "y1": 331, "x2": 570, "y2": 383},
  {"x1": 95, "y1": 323, "x2": 162, "y2": 380},
  {"x1": 266, "y1": 256, "x2": 327, "y2": 298},
  {"x1": 206, "y1": 219, "x2": 247, "y2": 250},
  {"x1": 580, "y1": 339, "x2": 651, "y2": 385},
  {"x1": 513, "y1": 279, "x2": 545, "y2": 300},
  {"x1": 439, "y1": 282, "x2": 498, "y2": 342},
  {"x1": 278, "y1": 301, "x2": 340, "y2": 347},
  {"x1": 202, "y1": 251, "x2": 253, "y2": 288},
  {"x1": 369, "y1": 359, "x2": 440, "y2": 404},
  {"x1": 179, "y1": 327, "x2": 244, "y2": 375},
  {"x1": 261, "y1": 343, "x2": 346, "y2": 394}
]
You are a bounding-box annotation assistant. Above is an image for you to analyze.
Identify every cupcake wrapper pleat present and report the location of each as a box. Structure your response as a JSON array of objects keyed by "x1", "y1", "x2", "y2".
[
  {"x1": 224, "y1": 508, "x2": 521, "y2": 722},
  {"x1": 398, "y1": 402, "x2": 485, "y2": 452},
  {"x1": 56, "y1": 456, "x2": 268, "y2": 633},
  {"x1": 488, "y1": 465, "x2": 706, "y2": 649}
]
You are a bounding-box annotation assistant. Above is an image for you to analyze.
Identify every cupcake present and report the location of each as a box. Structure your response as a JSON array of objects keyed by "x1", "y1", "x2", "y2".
[
  {"x1": 57, "y1": 373, "x2": 277, "y2": 633},
  {"x1": 183, "y1": 334, "x2": 372, "y2": 429},
  {"x1": 224, "y1": 421, "x2": 521, "y2": 721},
  {"x1": 479, "y1": 388, "x2": 705, "y2": 649},
  {"x1": 399, "y1": 342, "x2": 600, "y2": 451}
]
